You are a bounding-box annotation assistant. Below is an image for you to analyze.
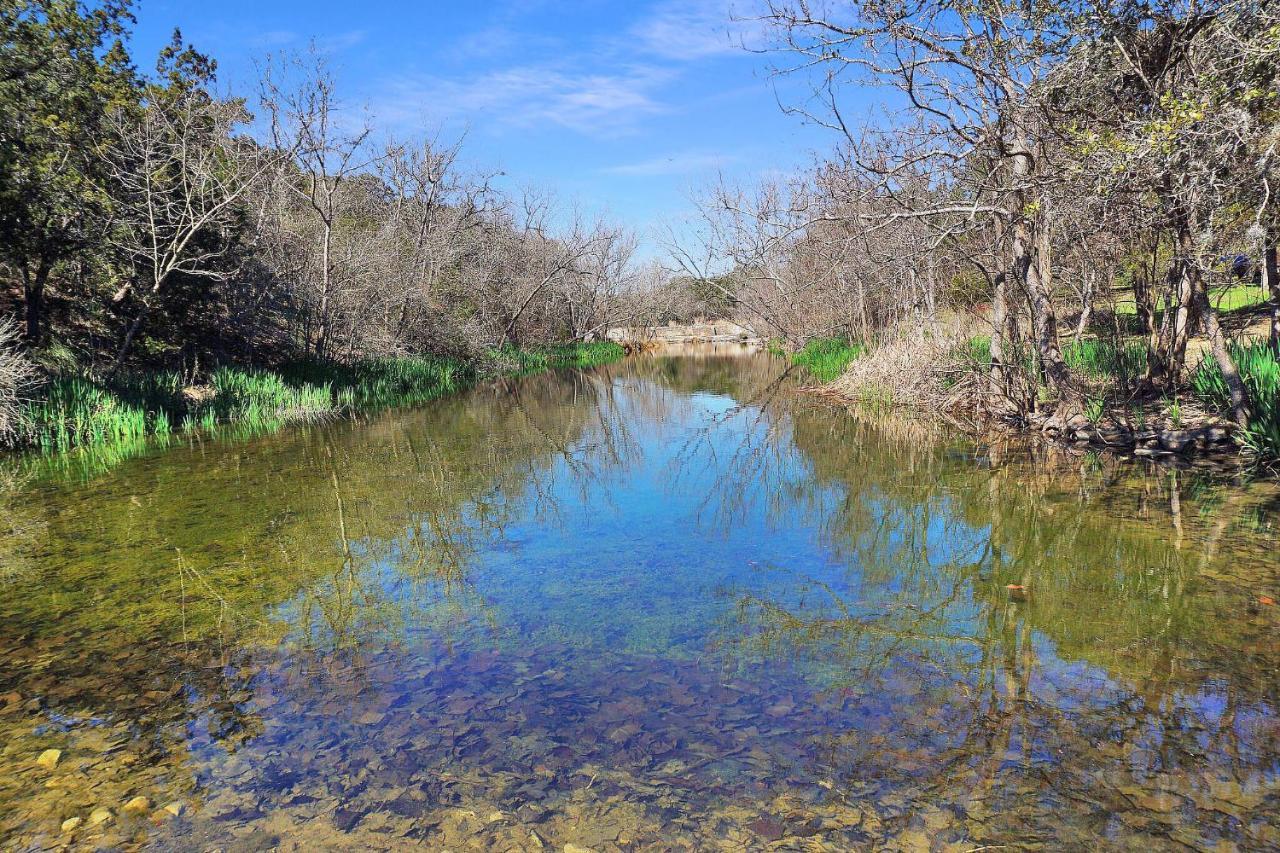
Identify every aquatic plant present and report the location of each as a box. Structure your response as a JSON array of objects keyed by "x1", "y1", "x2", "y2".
[
  {"x1": 792, "y1": 338, "x2": 867, "y2": 383},
  {"x1": 9, "y1": 343, "x2": 626, "y2": 457},
  {"x1": 1192, "y1": 341, "x2": 1280, "y2": 457}
]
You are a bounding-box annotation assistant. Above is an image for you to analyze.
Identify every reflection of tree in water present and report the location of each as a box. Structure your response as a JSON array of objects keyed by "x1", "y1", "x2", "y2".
[
  {"x1": 0, "y1": 466, "x2": 44, "y2": 584},
  {"x1": 706, "y1": 403, "x2": 1280, "y2": 847},
  {"x1": 0, "y1": 366, "x2": 648, "y2": 845}
]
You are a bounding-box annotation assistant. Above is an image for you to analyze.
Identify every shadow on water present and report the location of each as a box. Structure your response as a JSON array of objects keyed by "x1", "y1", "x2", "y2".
[{"x1": 1, "y1": 345, "x2": 1279, "y2": 849}]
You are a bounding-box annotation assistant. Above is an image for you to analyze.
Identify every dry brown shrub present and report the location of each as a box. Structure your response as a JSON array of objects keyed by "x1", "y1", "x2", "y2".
[
  {"x1": 0, "y1": 319, "x2": 38, "y2": 444},
  {"x1": 828, "y1": 316, "x2": 986, "y2": 414}
]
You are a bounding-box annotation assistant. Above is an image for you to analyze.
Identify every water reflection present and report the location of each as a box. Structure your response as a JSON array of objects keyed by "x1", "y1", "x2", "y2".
[{"x1": 1, "y1": 347, "x2": 1279, "y2": 849}]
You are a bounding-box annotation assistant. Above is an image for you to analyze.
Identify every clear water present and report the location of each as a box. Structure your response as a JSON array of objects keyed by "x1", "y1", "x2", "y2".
[{"x1": 2, "y1": 346, "x2": 1279, "y2": 850}]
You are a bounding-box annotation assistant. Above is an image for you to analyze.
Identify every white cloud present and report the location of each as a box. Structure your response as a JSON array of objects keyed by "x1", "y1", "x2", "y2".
[{"x1": 375, "y1": 64, "x2": 673, "y2": 137}]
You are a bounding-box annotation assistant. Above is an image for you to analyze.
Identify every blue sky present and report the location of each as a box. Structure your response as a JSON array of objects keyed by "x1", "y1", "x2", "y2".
[{"x1": 130, "y1": 0, "x2": 836, "y2": 258}]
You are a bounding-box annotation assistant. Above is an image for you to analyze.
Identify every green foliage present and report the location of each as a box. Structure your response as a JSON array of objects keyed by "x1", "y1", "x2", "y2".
[
  {"x1": 1113, "y1": 283, "x2": 1267, "y2": 318},
  {"x1": 1191, "y1": 341, "x2": 1280, "y2": 456},
  {"x1": 12, "y1": 343, "x2": 626, "y2": 455},
  {"x1": 0, "y1": 1, "x2": 138, "y2": 339},
  {"x1": 960, "y1": 336, "x2": 992, "y2": 366},
  {"x1": 493, "y1": 342, "x2": 626, "y2": 375},
  {"x1": 1085, "y1": 397, "x2": 1106, "y2": 424},
  {"x1": 792, "y1": 338, "x2": 867, "y2": 383},
  {"x1": 959, "y1": 335, "x2": 1147, "y2": 383},
  {"x1": 1063, "y1": 339, "x2": 1148, "y2": 380},
  {"x1": 27, "y1": 376, "x2": 158, "y2": 450}
]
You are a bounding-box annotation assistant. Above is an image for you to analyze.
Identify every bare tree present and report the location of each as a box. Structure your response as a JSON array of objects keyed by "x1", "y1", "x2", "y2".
[
  {"x1": 103, "y1": 87, "x2": 261, "y2": 372},
  {"x1": 260, "y1": 49, "x2": 377, "y2": 358},
  {"x1": 757, "y1": 0, "x2": 1081, "y2": 409}
]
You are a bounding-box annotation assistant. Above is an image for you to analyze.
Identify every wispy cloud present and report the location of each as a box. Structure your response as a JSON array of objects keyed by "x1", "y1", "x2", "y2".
[
  {"x1": 376, "y1": 64, "x2": 673, "y2": 137},
  {"x1": 317, "y1": 29, "x2": 368, "y2": 52},
  {"x1": 631, "y1": 0, "x2": 759, "y2": 61},
  {"x1": 442, "y1": 25, "x2": 563, "y2": 62},
  {"x1": 603, "y1": 150, "x2": 743, "y2": 176}
]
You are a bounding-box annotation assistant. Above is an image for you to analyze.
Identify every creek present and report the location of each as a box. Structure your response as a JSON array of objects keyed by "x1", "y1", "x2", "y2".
[{"x1": 1, "y1": 345, "x2": 1278, "y2": 850}]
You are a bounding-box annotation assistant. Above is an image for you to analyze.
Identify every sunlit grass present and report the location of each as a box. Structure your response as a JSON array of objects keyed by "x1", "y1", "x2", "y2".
[
  {"x1": 792, "y1": 338, "x2": 867, "y2": 383},
  {"x1": 1113, "y1": 283, "x2": 1268, "y2": 317},
  {"x1": 1062, "y1": 339, "x2": 1148, "y2": 380},
  {"x1": 13, "y1": 342, "x2": 626, "y2": 456},
  {"x1": 1191, "y1": 341, "x2": 1280, "y2": 457},
  {"x1": 493, "y1": 341, "x2": 626, "y2": 375}
]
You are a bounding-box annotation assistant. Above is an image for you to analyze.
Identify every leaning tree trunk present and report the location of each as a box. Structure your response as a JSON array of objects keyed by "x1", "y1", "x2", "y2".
[
  {"x1": 110, "y1": 300, "x2": 152, "y2": 378},
  {"x1": 1191, "y1": 268, "x2": 1250, "y2": 429}
]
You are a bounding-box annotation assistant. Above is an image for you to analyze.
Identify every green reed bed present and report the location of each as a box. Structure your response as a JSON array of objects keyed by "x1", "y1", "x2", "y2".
[
  {"x1": 1192, "y1": 341, "x2": 1280, "y2": 457},
  {"x1": 495, "y1": 341, "x2": 626, "y2": 375},
  {"x1": 956, "y1": 336, "x2": 1146, "y2": 380},
  {"x1": 280, "y1": 355, "x2": 474, "y2": 411},
  {"x1": 791, "y1": 338, "x2": 868, "y2": 383},
  {"x1": 14, "y1": 343, "x2": 625, "y2": 455}
]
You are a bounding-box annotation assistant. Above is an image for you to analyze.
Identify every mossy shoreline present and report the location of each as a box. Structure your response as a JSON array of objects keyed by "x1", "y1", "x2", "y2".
[{"x1": 7, "y1": 342, "x2": 627, "y2": 457}]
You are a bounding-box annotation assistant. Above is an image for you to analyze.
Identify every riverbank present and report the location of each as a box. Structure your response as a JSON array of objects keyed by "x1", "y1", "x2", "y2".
[
  {"x1": 789, "y1": 328, "x2": 1280, "y2": 469},
  {"x1": 8, "y1": 342, "x2": 626, "y2": 455}
]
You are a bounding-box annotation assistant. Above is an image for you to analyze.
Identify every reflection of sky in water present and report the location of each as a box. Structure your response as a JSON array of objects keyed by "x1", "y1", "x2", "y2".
[{"x1": 8, "y1": 352, "x2": 1280, "y2": 849}]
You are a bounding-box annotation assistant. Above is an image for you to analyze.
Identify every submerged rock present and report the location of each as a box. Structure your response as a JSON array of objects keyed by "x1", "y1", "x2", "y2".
[
  {"x1": 36, "y1": 748, "x2": 61, "y2": 770},
  {"x1": 123, "y1": 795, "x2": 151, "y2": 815},
  {"x1": 60, "y1": 816, "x2": 81, "y2": 833},
  {"x1": 88, "y1": 807, "x2": 114, "y2": 826}
]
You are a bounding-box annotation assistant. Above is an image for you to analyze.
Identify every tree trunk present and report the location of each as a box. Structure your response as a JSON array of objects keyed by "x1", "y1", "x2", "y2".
[
  {"x1": 1159, "y1": 223, "x2": 1197, "y2": 386},
  {"x1": 1073, "y1": 272, "x2": 1093, "y2": 345},
  {"x1": 1008, "y1": 141, "x2": 1072, "y2": 403},
  {"x1": 1264, "y1": 234, "x2": 1279, "y2": 353},
  {"x1": 110, "y1": 301, "x2": 152, "y2": 377},
  {"x1": 22, "y1": 258, "x2": 50, "y2": 345},
  {"x1": 1192, "y1": 271, "x2": 1250, "y2": 429},
  {"x1": 1013, "y1": 210, "x2": 1073, "y2": 400},
  {"x1": 316, "y1": 221, "x2": 333, "y2": 359},
  {"x1": 989, "y1": 271, "x2": 1011, "y2": 407}
]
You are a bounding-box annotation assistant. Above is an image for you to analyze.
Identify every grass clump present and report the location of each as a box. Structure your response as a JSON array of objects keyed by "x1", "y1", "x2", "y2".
[
  {"x1": 11, "y1": 342, "x2": 626, "y2": 455},
  {"x1": 1062, "y1": 339, "x2": 1147, "y2": 380},
  {"x1": 27, "y1": 377, "x2": 160, "y2": 451},
  {"x1": 792, "y1": 338, "x2": 867, "y2": 383},
  {"x1": 1191, "y1": 341, "x2": 1280, "y2": 456},
  {"x1": 494, "y1": 341, "x2": 626, "y2": 375}
]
